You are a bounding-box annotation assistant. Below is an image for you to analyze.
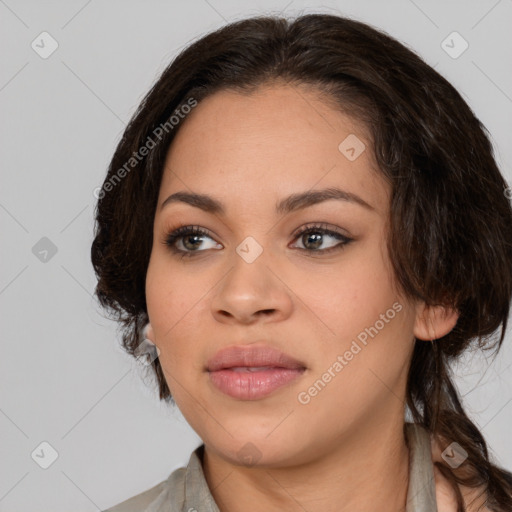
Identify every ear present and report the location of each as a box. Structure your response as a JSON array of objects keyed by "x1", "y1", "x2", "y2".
[
  {"x1": 413, "y1": 303, "x2": 459, "y2": 341},
  {"x1": 143, "y1": 322, "x2": 155, "y2": 343}
]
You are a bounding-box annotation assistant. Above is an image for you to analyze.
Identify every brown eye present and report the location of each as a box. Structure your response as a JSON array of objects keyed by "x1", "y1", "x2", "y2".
[
  {"x1": 163, "y1": 223, "x2": 353, "y2": 259},
  {"x1": 164, "y1": 226, "x2": 221, "y2": 257},
  {"x1": 291, "y1": 224, "x2": 353, "y2": 254}
]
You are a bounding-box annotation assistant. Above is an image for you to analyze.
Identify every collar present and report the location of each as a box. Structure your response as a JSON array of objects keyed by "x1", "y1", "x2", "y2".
[{"x1": 156, "y1": 422, "x2": 438, "y2": 511}]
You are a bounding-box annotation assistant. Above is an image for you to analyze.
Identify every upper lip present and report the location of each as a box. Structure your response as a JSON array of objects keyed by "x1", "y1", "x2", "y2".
[{"x1": 206, "y1": 344, "x2": 306, "y2": 372}]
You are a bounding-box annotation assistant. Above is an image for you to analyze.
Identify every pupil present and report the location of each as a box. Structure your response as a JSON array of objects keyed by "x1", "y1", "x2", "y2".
[
  {"x1": 184, "y1": 235, "x2": 202, "y2": 250},
  {"x1": 182, "y1": 232, "x2": 325, "y2": 251},
  {"x1": 305, "y1": 232, "x2": 322, "y2": 249}
]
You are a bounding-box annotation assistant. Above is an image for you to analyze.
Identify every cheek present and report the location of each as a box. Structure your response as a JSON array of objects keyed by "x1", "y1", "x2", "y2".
[
  {"x1": 294, "y1": 241, "x2": 399, "y2": 340},
  {"x1": 146, "y1": 259, "x2": 186, "y2": 348},
  {"x1": 145, "y1": 267, "x2": 204, "y2": 404},
  {"x1": 146, "y1": 251, "x2": 201, "y2": 317},
  {"x1": 145, "y1": 258, "x2": 211, "y2": 367}
]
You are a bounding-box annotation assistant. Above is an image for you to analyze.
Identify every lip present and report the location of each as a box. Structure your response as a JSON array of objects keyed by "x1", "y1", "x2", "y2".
[
  {"x1": 206, "y1": 344, "x2": 307, "y2": 400},
  {"x1": 206, "y1": 344, "x2": 306, "y2": 372}
]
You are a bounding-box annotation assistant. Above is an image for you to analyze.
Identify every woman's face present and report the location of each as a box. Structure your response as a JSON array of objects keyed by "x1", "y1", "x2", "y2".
[{"x1": 145, "y1": 83, "x2": 419, "y2": 467}]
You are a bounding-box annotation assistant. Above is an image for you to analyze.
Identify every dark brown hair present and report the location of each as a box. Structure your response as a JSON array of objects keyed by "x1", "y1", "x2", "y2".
[{"x1": 91, "y1": 13, "x2": 512, "y2": 511}]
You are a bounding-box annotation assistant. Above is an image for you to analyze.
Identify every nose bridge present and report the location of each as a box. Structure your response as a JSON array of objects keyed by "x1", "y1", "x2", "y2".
[
  {"x1": 235, "y1": 234, "x2": 266, "y2": 265},
  {"x1": 211, "y1": 235, "x2": 291, "y2": 323},
  {"x1": 224, "y1": 234, "x2": 273, "y2": 298}
]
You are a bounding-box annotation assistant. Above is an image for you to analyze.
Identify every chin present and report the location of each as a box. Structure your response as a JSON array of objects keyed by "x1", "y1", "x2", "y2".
[{"x1": 206, "y1": 432, "x2": 312, "y2": 469}]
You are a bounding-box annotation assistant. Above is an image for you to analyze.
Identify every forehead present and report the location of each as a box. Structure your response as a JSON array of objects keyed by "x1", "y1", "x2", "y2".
[{"x1": 158, "y1": 84, "x2": 389, "y2": 216}]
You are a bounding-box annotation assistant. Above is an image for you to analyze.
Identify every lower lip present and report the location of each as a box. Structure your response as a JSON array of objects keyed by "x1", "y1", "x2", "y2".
[{"x1": 208, "y1": 367, "x2": 305, "y2": 400}]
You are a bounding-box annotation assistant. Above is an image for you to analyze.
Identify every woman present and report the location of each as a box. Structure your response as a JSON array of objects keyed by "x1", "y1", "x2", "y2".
[{"x1": 92, "y1": 13, "x2": 512, "y2": 512}]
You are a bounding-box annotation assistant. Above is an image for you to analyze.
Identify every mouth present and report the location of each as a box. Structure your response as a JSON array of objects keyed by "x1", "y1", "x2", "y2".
[
  {"x1": 227, "y1": 366, "x2": 291, "y2": 372},
  {"x1": 206, "y1": 344, "x2": 307, "y2": 400},
  {"x1": 208, "y1": 366, "x2": 306, "y2": 400},
  {"x1": 206, "y1": 344, "x2": 306, "y2": 372}
]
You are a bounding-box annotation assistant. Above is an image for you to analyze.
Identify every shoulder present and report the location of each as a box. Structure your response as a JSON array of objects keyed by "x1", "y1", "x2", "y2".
[
  {"x1": 430, "y1": 436, "x2": 492, "y2": 512},
  {"x1": 102, "y1": 479, "x2": 168, "y2": 512},
  {"x1": 101, "y1": 465, "x2": 188, "y2": 512},
  {"x1": 433, "y1": 465, "x2": 492, "y2": 512}
]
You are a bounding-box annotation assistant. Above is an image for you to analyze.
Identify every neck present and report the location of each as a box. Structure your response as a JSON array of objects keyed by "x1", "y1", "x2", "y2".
[{"x1": 202, "y1": 417, "x2": 411, "y2": 512}]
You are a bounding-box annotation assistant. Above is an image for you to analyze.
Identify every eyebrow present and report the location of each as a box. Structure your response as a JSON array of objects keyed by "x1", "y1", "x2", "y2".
[{"x1": 160, "y1": 187, "x2": 375, "y2": 215}]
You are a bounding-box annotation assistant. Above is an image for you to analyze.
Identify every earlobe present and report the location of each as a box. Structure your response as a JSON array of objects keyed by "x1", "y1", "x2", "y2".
[
  {"x1": 413, "y1": 303, "x2": 459, "y2": 341},
  {"x1": 143, "y1": 322, "x2": 155, "y2": 343},
  {"x1": 136, "y1": 322, "x2": 160, "y2": 363}
]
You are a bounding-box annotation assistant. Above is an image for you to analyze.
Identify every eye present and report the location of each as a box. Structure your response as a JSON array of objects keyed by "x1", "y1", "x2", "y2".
[
  {"x1": 163, "y1": 225, "x2": 221, "y2": 258},
  {"x1": 163, "y1": 222, "x2": 353, "y2": 258},
  {"x1": 290, "y1": 223, "x2": 353, "y2": 255}
]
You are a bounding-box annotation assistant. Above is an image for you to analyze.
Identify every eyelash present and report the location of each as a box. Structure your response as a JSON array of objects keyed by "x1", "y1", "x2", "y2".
[{"x1": 163, "y1": 223, "x2": 353, "y2": 259}]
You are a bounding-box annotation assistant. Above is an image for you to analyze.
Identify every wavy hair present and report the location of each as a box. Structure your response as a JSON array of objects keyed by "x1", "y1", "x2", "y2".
[{"x1": 91, "y1": 13, "x2": 512, "y2": 511}]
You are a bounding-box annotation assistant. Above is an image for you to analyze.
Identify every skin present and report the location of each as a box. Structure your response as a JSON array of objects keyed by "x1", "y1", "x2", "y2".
[
  {"x1": 431, "y1": 437, "x2": 493, "y2": 511},
  {"x1": 144, "y1": 82, "x2": 459, "y2": 512}
]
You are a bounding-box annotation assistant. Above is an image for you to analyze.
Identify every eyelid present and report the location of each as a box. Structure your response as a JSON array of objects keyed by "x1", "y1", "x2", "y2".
[
  {"x1": 162, "y1": 222, "x2": 354, "y2": 257},
  {"x1": 290, "y1": 222, "x2": 351, "y2": 239}
]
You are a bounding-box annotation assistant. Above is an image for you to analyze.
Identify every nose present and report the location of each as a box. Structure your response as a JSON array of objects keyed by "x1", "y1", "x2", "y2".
[{"x1": 210, "y1": 250, "x2": 293, "y2": 325}]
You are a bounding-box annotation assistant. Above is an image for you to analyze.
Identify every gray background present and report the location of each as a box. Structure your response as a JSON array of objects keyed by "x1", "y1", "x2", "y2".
[{"x1": 1, "y1": 1, "x2": 511, "y2": 510}]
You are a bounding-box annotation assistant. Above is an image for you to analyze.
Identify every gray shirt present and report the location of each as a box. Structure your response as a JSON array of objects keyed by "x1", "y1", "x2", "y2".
[{"x1": 103, "y1": 422, "x2": 438, "y2": 512}]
